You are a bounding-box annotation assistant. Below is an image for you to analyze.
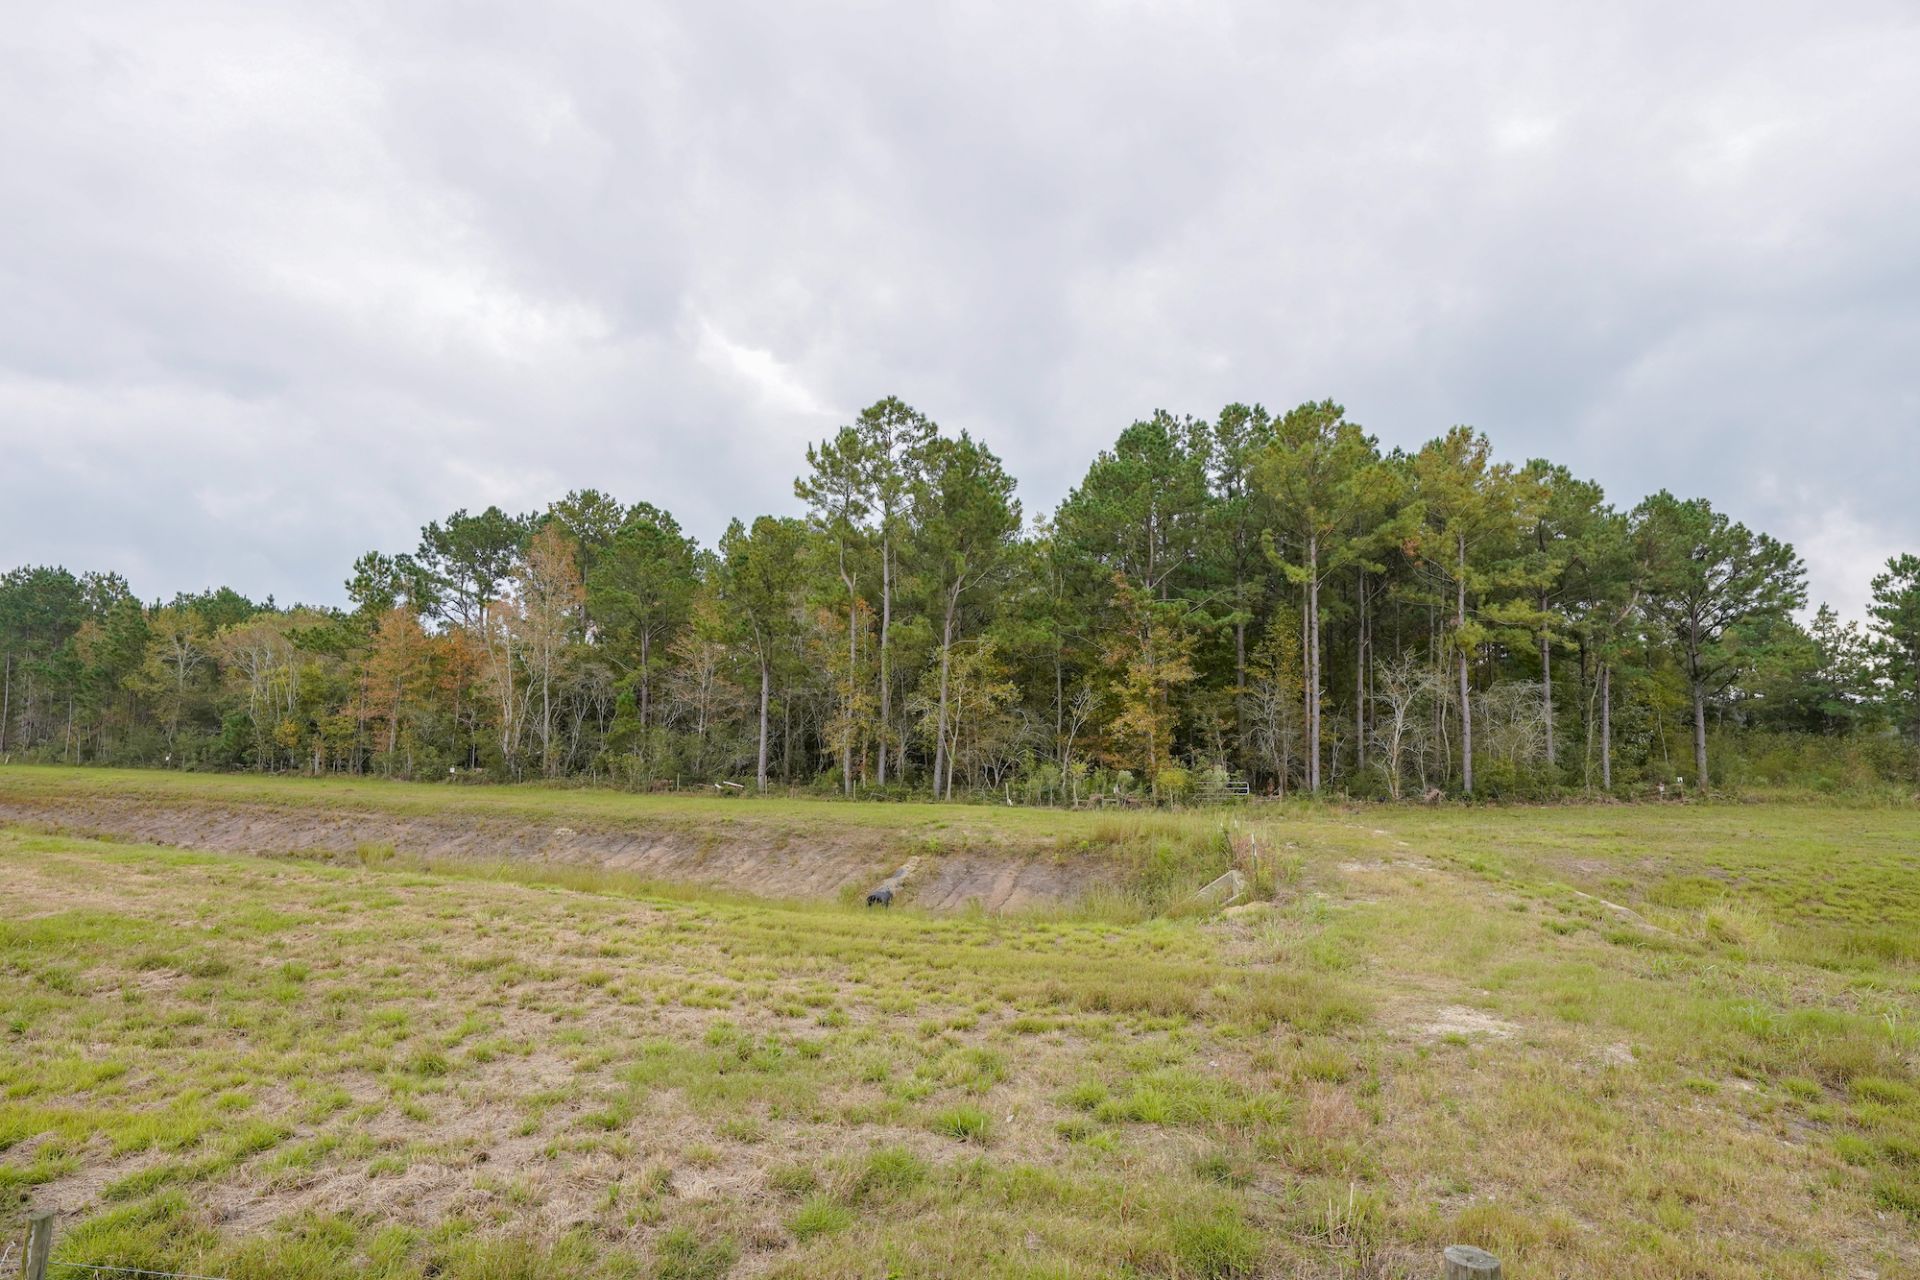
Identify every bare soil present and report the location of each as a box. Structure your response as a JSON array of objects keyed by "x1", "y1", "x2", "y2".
[{"x1": 0, "y1": 795, "x2": 1110, "y2": 913}]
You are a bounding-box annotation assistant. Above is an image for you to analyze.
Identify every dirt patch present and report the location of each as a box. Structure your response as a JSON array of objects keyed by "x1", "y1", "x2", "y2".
[
  {"x1": 1334, "y1": 858, "x2": 1433, "y2": 874},
  {"x1": 1567, "y1": 888, "x2": 1676, "y2": 937},
  {"x1": 0, "y1": 794, "x2": 1112, "y2": 913},
  {"x1": 1417, "y1": 1004, "x2": 1519, "y2": 1041}
]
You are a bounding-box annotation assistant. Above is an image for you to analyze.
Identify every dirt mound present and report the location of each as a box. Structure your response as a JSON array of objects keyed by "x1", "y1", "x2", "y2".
[{"x1": 0, "y1": 794, "x2": 1108, "y2": 913}]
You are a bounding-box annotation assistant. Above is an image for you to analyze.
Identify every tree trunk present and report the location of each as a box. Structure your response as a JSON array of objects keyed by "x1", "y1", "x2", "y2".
[
  {"x1": 1355, "y1": 572, "x2": 1367, "y2": 778},
  {"x1": 1307, "y1": 534, "x2": 1320, "y2": 793},
  {"x1": 1054, "y1": 647, "x2": 1064, "y2": 760},
  {"x1": 1234, "y1": 600, "x2": 1247, "y2": 767},
  {"x1": 756, "y1": 658, "x2": 770, "y2": 793},
  {"x1": 844, "y1": 583, "x2": 857, "y2": 796},
  {"x1": 386, "y1": 688, "x2": 400, "y2": 765},
  {"x1": 1301, "y1": 581, "x2": 1313, "y2": 791},
  {"x1": 1600, "y1": 661, "x2": 1612, "y2": 791},
  {"x1": 1146, "y1": 703, "x2": 1158, "y2": 801},
  {"x1": 1277, "y1": 717, "x2": 1289, "y2": 800},
  {"x1": 932, "y1": 588, "x2": 958, "y2": 800},
  {"x1": 1459, "y1": 648, "x2": 1473, "y2": 795},
  {"x1": 20, "y1": 669, "x2": 35, "y2": 752},
  {"x1": 1457, "y1": 535, "x2": 1473, "y2": 795},
  {"x1": 1691, "y1": 680, "x2": 1708, "y2": 789},
  {"x1": 781, "y1": 692, "x2": 792, "y2": 783},
  {"x1": 1576, "y1": 634, "x2": 1588, "y2": 774},
  {"x1": 0, "y1": 650, "x2": 10, "y2": 754},
  {"x1": 1432, "y1": 608, "x2": 1449, "y2": 784},
  {"x1": 1540, "y1": 593, "x2": 1554, "y2": 770},
  {"x1": 878, "y1": 537, "x2": 891, "y2": 786},
  {"x1": 639, "y1": 630, "x2": 653, "y2": 732},
  {"x1": 945, "y1": 708, "x2": 959, "y2": 798},
  {"x1": 541, "y1": 665, "x2": 553, "y2": 776}
]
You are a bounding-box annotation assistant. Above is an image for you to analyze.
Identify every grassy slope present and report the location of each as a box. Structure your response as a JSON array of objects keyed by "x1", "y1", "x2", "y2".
[{"x1": 3, "y1": 782, "x2": 1920, "y2": 1276}]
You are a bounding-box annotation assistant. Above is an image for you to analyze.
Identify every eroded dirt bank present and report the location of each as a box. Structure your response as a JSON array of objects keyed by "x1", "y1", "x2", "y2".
[{"x1": 0, "y1": 794, "x2": 1109, "y2": 912}]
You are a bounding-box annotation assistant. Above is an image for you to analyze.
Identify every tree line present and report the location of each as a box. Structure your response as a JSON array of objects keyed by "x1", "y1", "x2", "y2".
[{"x1": 5, "y1": 397, "x2": 1918, "y2": 801}]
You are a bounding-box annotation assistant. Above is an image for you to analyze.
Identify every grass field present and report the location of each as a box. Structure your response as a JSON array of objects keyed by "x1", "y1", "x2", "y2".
[
  {"x1": 0, "y1": 765, "x2": 1147, "y2": 848},
  {"x1": 3, "y1": 771, "x2": 1919, "y2": 1277}
]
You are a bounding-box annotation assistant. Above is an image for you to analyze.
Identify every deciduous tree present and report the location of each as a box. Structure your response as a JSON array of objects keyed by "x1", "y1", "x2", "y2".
[
  {"x1": 1102, "y1": 575, "x2": 1196, "y2": 798},
  {"x1": 513, "y1": 524, "x2": 586, "y2": 777}
]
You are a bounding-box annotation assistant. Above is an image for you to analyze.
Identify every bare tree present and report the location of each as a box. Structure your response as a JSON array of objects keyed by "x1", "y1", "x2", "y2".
[
  {"x1": 477, "y1": 599, "x2": 529, "y2": 774},
  {"x1": 1371, "y1": 653, "x2": 1439, "y2": 801},
  {"x1": 1246, "y1": 615, "x2": 1303, "y2": 798},
  {"x1": 512, "y1": 525, "x2": 586, "y2": 777},
  {"x1": 1057, "y1": 680, "x2": 1096, "y2": 792},
  {"x1": 144, "y1": 606, "x2": 205, "y2": 757},
  {"x1": 1475, "y1": 680, "x2": 1551, "y2": 774}
]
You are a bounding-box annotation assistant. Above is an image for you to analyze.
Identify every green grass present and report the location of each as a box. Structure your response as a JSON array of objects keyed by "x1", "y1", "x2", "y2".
[
  {"x1": 0, "y1": 763, "x2": 1260, "y2": 916},
  {"x1": 3, "y1": 788, "x2": 1920, "y2": 1276},
  {"x1": 928, "y1": 1104, "x2": 992, "y2": 1144},
  {"x1": 0, "y1": 762, "x2": 1206, "y2": 847}
]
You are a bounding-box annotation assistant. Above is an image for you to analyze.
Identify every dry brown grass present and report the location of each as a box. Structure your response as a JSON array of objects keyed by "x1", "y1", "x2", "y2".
[{"x1": 3, "y1": 797, "x2": 1919, "y2": 1278}]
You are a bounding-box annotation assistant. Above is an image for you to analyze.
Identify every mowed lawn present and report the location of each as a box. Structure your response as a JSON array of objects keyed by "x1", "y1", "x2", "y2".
[{"x1": 2, "y1": 793, "x2": 1919, "y2": 1278}]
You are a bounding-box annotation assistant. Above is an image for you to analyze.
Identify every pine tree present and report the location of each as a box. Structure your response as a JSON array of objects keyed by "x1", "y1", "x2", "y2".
[
  {"x1": 1869, "y1": 554, "x2": 1920, "y2": 742},
  {"x1": 1634, "y1": 492, "x2": 1806, "y2": 789}
]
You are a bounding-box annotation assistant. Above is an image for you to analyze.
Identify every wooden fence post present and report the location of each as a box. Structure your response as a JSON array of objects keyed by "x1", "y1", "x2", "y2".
[
  {"x1": 21, "y1": 1210, "x2": 54, "y2": 1280},
  {"x1": 1444, "y1": 1244, "x2": 1501, "y2": 1279}
]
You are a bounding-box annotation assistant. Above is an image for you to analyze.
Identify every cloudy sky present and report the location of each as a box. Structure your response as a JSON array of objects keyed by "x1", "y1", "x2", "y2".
[{"x1": 4, "y1": 2, "x2": 1917, "y2": 617}]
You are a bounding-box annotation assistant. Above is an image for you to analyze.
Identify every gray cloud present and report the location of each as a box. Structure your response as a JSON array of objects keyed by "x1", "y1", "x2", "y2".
[{"x1": 3, "y1": 2, "x2": 1916, "y2": 616}]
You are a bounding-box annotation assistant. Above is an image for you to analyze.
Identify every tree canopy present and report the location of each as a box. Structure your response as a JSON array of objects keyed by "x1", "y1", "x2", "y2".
[{"x1": 4, "y1": 396, "x2": 1907, "y2": 801}]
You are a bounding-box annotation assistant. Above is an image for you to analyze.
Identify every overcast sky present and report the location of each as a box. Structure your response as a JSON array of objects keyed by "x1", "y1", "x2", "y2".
[{"x1": 4, "y1": 3, "x2": 1917, "y2": 619}]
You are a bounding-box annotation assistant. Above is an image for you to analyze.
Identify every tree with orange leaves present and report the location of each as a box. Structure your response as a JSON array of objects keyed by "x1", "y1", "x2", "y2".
[{"x1": 363, "y1": 607, "x2": 433, "y2": 776}]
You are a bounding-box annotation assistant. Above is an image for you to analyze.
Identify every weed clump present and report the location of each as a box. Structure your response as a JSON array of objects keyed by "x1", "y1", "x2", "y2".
[
  {"x1": 854, "y1": 1146, "x2": 930, "y2": 1202},
  {"x1": 931, "y1": 1104, "x2": 992, "y2": 1144},
  {"x1": 355, "y1": 840, "x2": 396, "y2": 867},
  {"x1": 786, "y1": 1195, "x2": 853, "y2": 1241},
  {"x1": 654, "y1": 1227, "x2": 738, "y2": 1280},
  {"x1": 1160, "y1": 1205, "x2": 1261, "y2": 1278}
]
